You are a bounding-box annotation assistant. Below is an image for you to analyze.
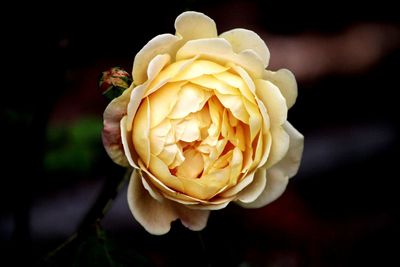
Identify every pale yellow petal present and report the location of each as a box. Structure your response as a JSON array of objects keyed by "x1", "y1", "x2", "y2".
[
  {"x1": 236, "y1": 167, "x2": 289, "y2": 208},
  {"x1": 169, "y1": 60, "x2": 229, "y2": 82},
  {"x1": 265, "y1": 125, "x2": 290, "y2": 169},
  {"x1": 175, "y1": 11, "x2": 217, "y2": 41},
  {"x1": 264, "y1": 69, "x2": 298, "y2": 109},
  {"x1": 220, "y1": 28, "x2": 270, "y2": 68},
  {"x1": 215, "y1": 92, "x2": 249, "y2": 124},
  {"x1": 133, "y1": 34, "x2": 180, "y2": 85},
  {"x1": 148, "y1": 155, "x2": 185, "y2": 192},
  {"x1": 175, "y1": 119, "x2": 201, "y2": 142},
  {"x1": 176, "y1": 148, "x2": 204, "y2": 179},
  {"x1": 148, "y1": 82, "x2": 182, "y2": 128},
  {"x1": 168, "y1": 83, "x2": 209, "y2": 119},
  {"x1": 120, "y1": 116, "x2": 139, "y2": 168},
  {"x1": 236, "y1": 167, "x2": 267, "y2": 203},
  {"x1": 270, "y1": 121, "x2": 304, "y2": 178},
  {"x1": 176, "y1": 38, "x2": 264, "y2": 78},
  {"x1": 150, "y1": 120, "x2": 172, "y2": 155},
  {"x1": 255, "y1": 79, "x2": 287, "y2": 125},
  {"x1": 132, "y1": 97, "x2": 151, "y2": 167},
  {"x1": 127, "y1": 170, "x2": 178, "y2": 235},
  {"x1": 128, "y1": 170, "x2": 210, "y2": 234},
  {"x1": 102, "y1": 87, "x2": 132, "y2": 167},
  {"x1": 219, "y1": 171, "x2": 255, "y2": 198}
]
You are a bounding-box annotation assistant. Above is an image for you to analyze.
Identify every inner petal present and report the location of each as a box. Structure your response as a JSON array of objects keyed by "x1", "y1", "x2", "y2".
[{"x1": 176, "y1": 148, "x2": 204, "y2": 179}]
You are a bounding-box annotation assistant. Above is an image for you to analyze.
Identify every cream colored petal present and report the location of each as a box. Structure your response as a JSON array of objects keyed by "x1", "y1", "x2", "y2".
[
  {"x1": 255, "y1": 79, "x2": 287, "y2": 125},
  {"x1": 127, "y1": 170, "x2": 178, "y2": 235},
  {"x1": 173, "y1": 203, "x2": 210, "y2": 231},
  {"x1": 120, "y1": 116, "x2": 139, "y2": 168},
  {"x1": 169, "y1": 60, "x2": 229, "y2": 82},
  {"x1": 264, "y1": 69, "x2": 298, "y2": 109},
  {"x1": 243, "y1": 98, "x2": 262, "y2": 142},
  {"x1": 270, "y1": 121, "x2": 304, "y2": 178},
  {"x1": 132, "y1": 34, "x2": 180, "y2": 85},
  {"x1": 148, "y1": 82, "x2": 182, "y2": 128},
  {"x1": 190, "y1": 75, "x2": 240, "y2": 96},
  {"x1": 128, "y1": 170, "x2": 210, "y2": 234},
  {"x1": 215, "y1": 92, "x2": 249, "y2": 124},
  {"x1": 148, "y1": 155, "x2": 185, "y2": 192},
  {"x1": 236, "y1": 167, "x2": 267, "y2": 203},
  {"x1": 132, "y1": 97, "x2": 151, "y2": 167},
  {"x1": 168, "y1": 83, "x2": 209, "y2": 119},
  {"x1": 265, "y1": 125, "x2": 290, "y2": 169},
  {"x1": 219, "y1": 171, "x2": 255, "y2": 198},
  {"x1": 141, "y1": 174, "x2": 164, "y2": 202},
  {"x1": 102, "y1": 87, "x2": 133, "y2": 167},
  {"x1": 175, "y1": 119, "x2": 201, "y2": 142},
  {"x1": 220, "y1": 28, "x2": 270, "y2": 68},
  {"x1": 176, "y1": 38, "x2": 264, "y2": 78},
  {"x1": 175, "y1": 11, "x2": 217, "y2": 41},
  {"x1": 236, "y1": 167, "x2": 289, "y2": 208}
]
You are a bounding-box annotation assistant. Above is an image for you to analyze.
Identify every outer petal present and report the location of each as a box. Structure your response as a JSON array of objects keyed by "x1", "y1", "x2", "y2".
[
  {"x1": 270, "y1": 121, "x2": 304, "y2": 178},
  {"x1": 236, "y1": 167, "x2": 267, "y2": 203},
  {"x1": 236, "y1": 167, "x2": 288, "y2": 209},
  {"x1": 264, "y1": 69, "x2": 298, "y2": 109},
  {"x1": 175, "y1": 11, "x2": 217, "y2": 41},
  {"x1": 127, "y1": 171, "x2": 209, "y2": 235},
  {"x1": 132, "y1": 34, "x2": 180, "y2": 85},
  {"x1": 102, "y1": 87, "x2": 132, "y2": 167},
  {"x1": 220, "y1": 28, "x2": 270, "y2": 68}
]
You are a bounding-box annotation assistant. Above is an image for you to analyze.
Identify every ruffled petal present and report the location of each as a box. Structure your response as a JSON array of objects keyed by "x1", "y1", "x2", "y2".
[
  {"x1": 102, "y1": 87, "x2": 133, "y2": 167},
  {"x1": 175, "y1": 11, "x2": 217, "y2": 41},
  {"x1": 264, "y1": 69, "x2": 298, "y2": 109},
  {"x1": 132, "y1": 34, "x2": 180, "y2": 85},
  {"x1": 236, "y1": 167, "x2": 289, "y2": 209},
  {"x1": 220, "y1": 28, "x2": 270, "y2": 67}
]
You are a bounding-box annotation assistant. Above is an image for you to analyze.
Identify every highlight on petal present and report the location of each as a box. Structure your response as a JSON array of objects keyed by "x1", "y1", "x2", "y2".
[
  {"x1": 236, "y1": 167, "x2": 289, "y2": 209},
  {"x1": 133, "y1": 34, "x2": 180, "y2": 85},
  {"x1": 102, "y1": 87, "x2": 133, "y2": 167},
  {"x1": 220, "y1": 28, "x2": 270, "y2": 67},
  {"x1": 264, "y1": 69, "x2": 298, "y2": 109},
  {"x1": 175, "y1": 11, "x2": 217, "y2": 41}
]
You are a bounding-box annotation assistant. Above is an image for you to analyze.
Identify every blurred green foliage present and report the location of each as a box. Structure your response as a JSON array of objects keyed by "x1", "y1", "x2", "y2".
[{"x1": 44, "y1": 117, "x2": 103, "y2": 174}]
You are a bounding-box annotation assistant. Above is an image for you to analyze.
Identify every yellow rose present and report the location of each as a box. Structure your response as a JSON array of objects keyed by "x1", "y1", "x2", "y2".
[{"x1": 102, "y1": 11, "x2": 304, "y2": 235}]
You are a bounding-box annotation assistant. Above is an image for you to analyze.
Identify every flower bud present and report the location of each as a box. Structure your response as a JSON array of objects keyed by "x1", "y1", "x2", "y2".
[{"x1": 99, "y1": 67, "x2": 132, "y2": 101}]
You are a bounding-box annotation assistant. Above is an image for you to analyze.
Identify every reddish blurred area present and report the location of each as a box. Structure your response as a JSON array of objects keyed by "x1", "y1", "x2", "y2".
[{"x1": 1, "y1": 0, "x2": 399, "y2": 266}]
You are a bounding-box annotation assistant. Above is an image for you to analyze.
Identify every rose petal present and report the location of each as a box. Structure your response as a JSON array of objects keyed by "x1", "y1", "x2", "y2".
[
  {"x1": 175, "y1": 11, "x2": 218, "y2": 41},
  {"x1": 264, "y1": 69, "x2": 298, "y2": 109},
  {"x1": 270, "y1": 121, "x2": 304, "y2": 178},
  {"x1": 236, "y1": 167, "x2": 289, "y2": 208},
  {"x1": 120, "y1": 116, "x2": 139, "y2": 168},
  {"x1": 128, "y1": 171, "x2": 209, "y2": 234},
  {"x1": 236, "y1": 167, "x2": 267, "y2": 203},
  {"x1": 132, "y1": 97, "x2": 151, "y2": 167},
  {"x1": 265, "y1": 125, "x2": 290, "y2": 169},
  {"x1": 255, "y1": 79, "x2": 287, "y2": 125},
  {"x1": 132, "y1": 34, "x2": 180, "y2": 85},
  {"x1": 127, "y1": 54, "x2": 173, "y2": 131},
  {"x1": 219, "y1": 171, "x2": 256, "y2": 198},
  {"x1": 220, "y1": 28, "x2": 270, "y2": 67},
  {"x1": 102, "y1": 87, "x2": 133, "y2": 167},
  {"x1": 176, "y1": 38, "x2": 264, "y2": 78}
]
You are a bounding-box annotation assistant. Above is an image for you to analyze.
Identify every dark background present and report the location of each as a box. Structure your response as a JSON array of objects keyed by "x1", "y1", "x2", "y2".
[{"x1": 1, "y1": 0, "x2": 399, "y2": 266}]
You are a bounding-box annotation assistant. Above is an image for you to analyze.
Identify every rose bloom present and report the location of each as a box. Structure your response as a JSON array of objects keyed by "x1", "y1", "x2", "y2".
[{"x1": 102, "y1": 11, "x2": 304, "y2": 235}]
